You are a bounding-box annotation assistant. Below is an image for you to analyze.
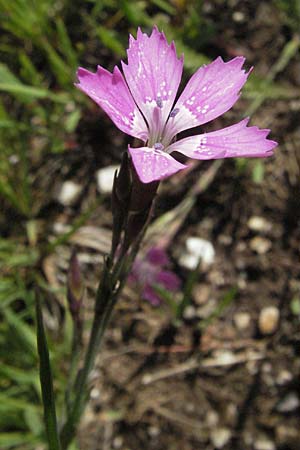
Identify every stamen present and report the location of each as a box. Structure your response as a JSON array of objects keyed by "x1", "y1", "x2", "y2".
[
  {"x1": 170, "y1": 108, "x2": 179, "y2": 118},
  {"x1": 154, "y1": 143, "x2": 164, "y2": 151},
  {"x1": 156, "y1": 97, "x2": 163, "y2": 108}
]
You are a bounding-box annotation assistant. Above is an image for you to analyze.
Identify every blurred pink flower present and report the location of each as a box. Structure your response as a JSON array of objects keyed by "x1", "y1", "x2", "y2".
[
  {"x1": 129, "y1": 247, "x2": 181, "y2": 305},
  {"x1": 76, "y1": 27, "x2": 277, "y2": 184}
]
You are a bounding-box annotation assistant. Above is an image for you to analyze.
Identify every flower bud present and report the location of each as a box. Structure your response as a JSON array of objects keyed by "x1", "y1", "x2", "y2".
[
  {"x1": 67, "y1": 250, "x2": 84, "y2": 326},
  {"x1": 129, "y1": 161, "x2": 159, "y2": 213},
  {"x1": 111, "y1": 152, "x2": 132, "y2": 255},
  {"x1": 112, "y1": 152, "x2": 131, "y2": 206}
]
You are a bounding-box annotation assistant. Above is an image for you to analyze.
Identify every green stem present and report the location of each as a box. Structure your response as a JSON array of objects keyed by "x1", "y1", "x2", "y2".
[
  {"x1": 65, "y1": 326, "x2": 82, "y2": 415},
  {"x1": 60, "y1": 260, "x2": 113, "y2": 449},
  {"x1": 60, "y1": 200, "x2": 154, "y2": 449},
  {"x1": 36, "y1": 296, "x2": 61, "y2": 450}
]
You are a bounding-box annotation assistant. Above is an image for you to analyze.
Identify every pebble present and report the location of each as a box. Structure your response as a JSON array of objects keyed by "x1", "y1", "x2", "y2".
[
  {"x1": 258, "y1": 306, "x2": 280, "y2": 335},
  {"x1": 186, "y1": 237, "x2": 215, "y2": 264},
  {"x1": 262, "y1": 362, "x2": 272, "y2": 374},
  {"x1": 192, "y1": 284, "x2": 210, "y2": 305},
  {"x1": 196, "y1": 299, "x2": 217, "y2": 319},
  {"x1": 234, "y1": 312, "x2": 251, "y2": 330},
  {"x1": 57, "y1": 180, "x2": 82, "y2": 206},
  {"x1": 179, "y1": 237, "x2": 215, "y2": 270},
  {"x1": 218, "y1": 234, "x2": 232, "y2": 246},
  {"x1": 247, "y1": 216, "x2": 272, "y2": 233},
  {"x1": 9, "y1": 154, "x2": 20, "y2": 164},
  {"x1": 179, "y1": 253, "x2": 200, "y2": 270},
  {"x1": 250, "y1": 236, "x2": 272, "y2": 254},
  {"x1": 232, "y1": 11, "x2": 245, "y2": 22},
  {"x1": 90, "y1": 387, "x2": 100, "y2": 400},
  {"x1": 183, "y1": 305, "x2": 197, "y2": 320},
  {"x1": 212, "y1": 350, "x2": 236, "y2": 366},
  {"x1": 254, "y1": 438, "x2": 275, "y2": 450},
  {"x1": 225, "y1": 403, "x2": 237, "y2": 423},
  {"x1": 148, "y1": 425, "x2": 160, "y2": 437},
  {"x1": 206, "y1": 410, "x2": 219, "y2": 427},
  {"x1": 96, "y1": 165, "x2": 119, "y2": 193},
  {"x1": 276, "y1": 425, "x2": 298, "y2": 444},
  {"x1": 210, "y1": 427, "x2": 231, "y2": 448},
  {"x1": 276, "y1": 392, "x2": 300, "y2": 413},
  {"x1": 113, "y1": 436, "x2": 123, "y2": 448},
  {"x1": 276, "y1": 369, "x2": 293, "y2": 385}
]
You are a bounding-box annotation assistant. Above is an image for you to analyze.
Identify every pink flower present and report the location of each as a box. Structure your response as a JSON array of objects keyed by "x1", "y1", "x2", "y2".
[
  {"x1": 76, "y1": 27, "x2": 277, "y2": 184},
  {"x1": 129, "y1": 247, "x2": 181, "y2": 305}
]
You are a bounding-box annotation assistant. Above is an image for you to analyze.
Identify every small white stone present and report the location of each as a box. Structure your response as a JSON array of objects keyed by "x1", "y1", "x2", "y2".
[
  {"x1": 90, "y1": 387, "x2": 100, "y2": 399},
  {"x1": 179, "y1": 253, "x2": 200, "y2": 270},
  {"x1": 9, "y1": 154, "x2": 19, "y2": 164},
  {"x1": 186, "y1": 237, "x2": 215, "y2": 264},
  {"x1": 218, "y1": 234, "x2": 232, "y2": 245},
  {"x1": 248, "y1": 216, "x2": 272, "y2": 233},
  {"x1": 57, "y1": 181, "x2": 82, "y2": 206},
  {"x1": 262, "y1": 362, "x2": 272, "y2": 373},
  {"x1": 206, "y1": 410, "x2": 219, "y2": 427},
  {"x1": 148, "y1": 425, "x2": 160, "y2": 437},
  {"x1": 179, "y1": 237, "x2": 215, "y2": 269},
  {"x1": 254, "y1": 438, "x2": 275, "y2": 450},
  {"x1": 276, "y1": 424, "x2": 298, "y2": 443},
  {"x1": 234, "y1": 312, "x2": 251, "y2": 330},
  {"x1": 183, "y1": 305, "x2": 197, "y2": 320},
  {"x1": 96, "y1": 165, "x2": 119, "y2": 194},
  {"x1": 232, "y1": 11, "x2": 245, "y2": 22},
  {"x1": 277, "y1": 392, "x2": 300, "y2": 413},
  {"x1": 211, "y1": 428, "x2": 231, "y2": 448},
  {"x1": 113, "y1": 436, "x2": 123, "y2": 448},
  {"x1": 258, "y1": 306, "x2": 280, "y2": 335},
  {"x1": 185, "y1": 402, "x2": 195, "y2": 413},
  {"x1": 250, "y1": 236, "x2": 272, "y2": 254},
  {"x1": 212, "y1": 350, "x2": 236, "y2": 366},
  {"x1": 276, "y1": 370, "x2": 293, "y2": 385},
  {"x1": 193, "y1": 284, "x2": 210, "y2": 305}
]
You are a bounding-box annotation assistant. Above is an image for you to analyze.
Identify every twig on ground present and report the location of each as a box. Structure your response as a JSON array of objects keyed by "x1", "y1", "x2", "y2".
[{"x1": 141, "y1": 349, "x2": 265, "y2": 385}]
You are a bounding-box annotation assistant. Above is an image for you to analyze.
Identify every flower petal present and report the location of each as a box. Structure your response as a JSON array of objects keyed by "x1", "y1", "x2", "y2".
[
  {"x1": 142, "y1": 285, "x2": 162, "y2": 305},
  {"x1": 146, "y1": 247, "x2": 170, "y2": 266},
  {"x1": 122, "y1": 27, "x2": 183, "y2": 134},
  {"x1": 167, "y1": 118, "x2": 277, "y2": 160},
  {"x1": 76, "y1": 66, "x2": 148, "y2": 141},
  {"x1": 128, "y1": 146, "x2": 187, "y2": 183},
  {"x1": 156, "y1": 270, "x2": 181, "y2": 291},
  {"x1": 163, "y1": 56, "x2": 250, "y2": 143}
]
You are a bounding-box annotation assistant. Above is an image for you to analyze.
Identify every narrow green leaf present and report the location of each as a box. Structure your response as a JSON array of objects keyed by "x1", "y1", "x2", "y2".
[
  {"x1": 0, "y1": 82, "x2": 68, "y2": 102},
  {"x1": 56, "y1": 18, "x2": 78, "y2": 69},
  {"x1": 176, "y1": 259, "x2": 201, "y2": 320},
  {"x1": 65, "y1": 109, "x2": 81, "y2": 133},
  {"x1": 96, "y1": 26, "x2": 125, "y2": 56},
  {"x1": 199, "y1": 287, "x2": 238, "y2": 331},
  {"x1": 36, "y1": 295, "x2": 61, "y2": 450},
  {"x1": 252, "y1": 160, "x2": 265, "y2": 184},
  {"x1": 121, "y1": 0, "x2": 151, "y2": 26},
  {"x1": 0, "y1": 363, "x2": 39, "y2": 387},
  {"x1": 151, "y1": 0, "x2": 176, "y2": 14},
  {"x1": 24, "y1": 406, "x2": 44, "y2": 435},
  {"x1": 3, "y1": 308, "x2": 37, "y2": 356},
  {"x1": 290, "y1": 297, "x2": 300, "y2": 316},
  {"x1": 41, "y1": 39, "x2": 72, "y2": 87},
  {"x1": 0, "y1": 432, "x2": 36, "y2": 448},
  {"x1": 19, "y1": 51, "x2": 43, "y2": 86},
  {"x1": 0, "y1": 62, "x2": 20, "y2": 84}
]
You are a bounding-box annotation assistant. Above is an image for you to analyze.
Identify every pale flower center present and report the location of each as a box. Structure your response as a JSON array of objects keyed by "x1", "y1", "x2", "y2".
[{"x1": 147, "y1": 102, "x2": 180, "y2": 151}]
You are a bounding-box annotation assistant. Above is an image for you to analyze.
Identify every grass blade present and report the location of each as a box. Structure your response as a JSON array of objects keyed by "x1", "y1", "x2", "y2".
[
  {"x1": 0, "y1": 432, "x2": 37, "y2": 448},
  {"x1": 36, "y1": 294, "x2": 61, "y2": 450}
]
